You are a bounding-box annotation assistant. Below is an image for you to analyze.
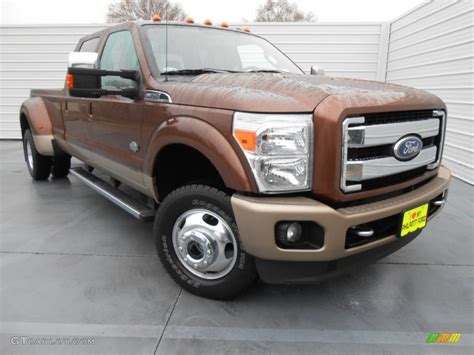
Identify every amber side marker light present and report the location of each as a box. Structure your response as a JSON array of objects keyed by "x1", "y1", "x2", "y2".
[
  {"x1": 234, "y1": 129, "x2": 256, "y2": 152},
  {"x1": 66, "y1": 74, "x2": 74, "y2": 89},
  {"x1": 184, "y1": 16, "x2": 194, "y2": 24},
  {"x1": 203, "y1": 19, "x2": 212, "y2": 26},
  {"x1": 152, "y1": 14, "x2": 161, "y2": 22}
]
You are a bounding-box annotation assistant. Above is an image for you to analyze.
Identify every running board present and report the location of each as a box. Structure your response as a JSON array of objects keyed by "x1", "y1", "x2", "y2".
[{"x1": 69, "y1": 167, "x2": 155, "y2": 222}]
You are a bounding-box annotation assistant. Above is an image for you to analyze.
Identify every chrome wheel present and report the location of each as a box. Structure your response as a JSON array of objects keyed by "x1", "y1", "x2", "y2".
[
  {"x1": 25, "y1": 140, "x2": 33, "y2": 170},
  {"x1": 172, "y1": 208, "x2": 237, "y2": 280}
]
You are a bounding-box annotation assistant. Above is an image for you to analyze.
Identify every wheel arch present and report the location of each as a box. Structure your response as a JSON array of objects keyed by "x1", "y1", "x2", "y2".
[
  {"x1": 19, "y1": 98, "x2": 54, "y2": 156},
  {"x1": 144, "y1": 116, "x2": 256, "y2": 200}
]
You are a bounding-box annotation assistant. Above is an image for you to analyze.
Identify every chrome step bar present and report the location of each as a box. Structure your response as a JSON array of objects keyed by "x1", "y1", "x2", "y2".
[{"x1": 69, "y1": 167, "x2": 155, "y2": 222}]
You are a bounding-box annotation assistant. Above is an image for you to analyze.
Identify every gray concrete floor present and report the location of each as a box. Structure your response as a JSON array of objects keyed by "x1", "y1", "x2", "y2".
[{"x1": 0, "y1": 140, "x2": 473, "y2": 354}]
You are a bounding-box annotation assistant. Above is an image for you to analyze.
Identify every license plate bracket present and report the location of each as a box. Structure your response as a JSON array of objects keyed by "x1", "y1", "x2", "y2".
[{"x1": 398, "y1": 203, "x2": 429, "y2": 238}]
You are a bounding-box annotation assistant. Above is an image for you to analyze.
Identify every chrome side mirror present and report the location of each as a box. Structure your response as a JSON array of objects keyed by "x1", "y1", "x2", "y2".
[
  {"x1": 68, "y1": 52, "x2": 99, "y2": 69},
  {"x1": 310, "y1": 65, "x2": 325, "y2": 76}
]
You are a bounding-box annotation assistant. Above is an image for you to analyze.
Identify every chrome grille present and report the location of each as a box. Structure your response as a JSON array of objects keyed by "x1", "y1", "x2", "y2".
[{"x1": 341, "y1": 110, "x2": 445, "y2": 192}]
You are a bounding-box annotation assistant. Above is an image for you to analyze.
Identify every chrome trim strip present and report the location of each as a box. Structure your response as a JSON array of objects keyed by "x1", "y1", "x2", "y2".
[
  {"x1": 347, "y1": 118, "x2": 440, "y2": 147},
  {"x1": 428, "y1": 110, "x2": 446, "y2": 169},
  {"x1": 144, "y1": 90, "x2": 172, "y2": 103},
  {"x1": 341, "y1": 116, "x2": 365, "y2": 192},
  {"x1": 346, "y1": 146, "x2": 437, "y2": 182}
]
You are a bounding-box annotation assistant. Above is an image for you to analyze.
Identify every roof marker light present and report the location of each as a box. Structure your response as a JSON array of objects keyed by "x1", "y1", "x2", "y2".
[
  {"x1": 203, "y1": 19, "x2": 212, "y2": 26},
  {"x1": 243, "y1": 26, "x2": 251, "y2": 32},
  {"x1": 220, "y1": 21, "x2": 229, "y2": 28},
  {"x1": 184, "y1": 16, "x2": 194, "y2": 24},
  {"x1": 152, "y1": 14, "x2": 161, "y2": 22}
]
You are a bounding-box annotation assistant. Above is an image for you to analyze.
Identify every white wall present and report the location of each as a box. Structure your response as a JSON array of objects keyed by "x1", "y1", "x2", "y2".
[
  {"x1": 0, "y1": 24, "x2": 106, "y2": 139},
  {"x1": 238, "y1": 22, "x2": 385, "y2": 79},
  {"x1": 0, "y1": 3, "x2": 472, "y2": 183},
  {"x1": 386, "y1": 0, "x2": 474, "y2": 183}
]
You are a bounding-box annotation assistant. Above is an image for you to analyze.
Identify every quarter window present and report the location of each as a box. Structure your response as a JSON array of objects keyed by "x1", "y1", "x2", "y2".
[{"x1": 79, "y1": 37, "x2": 100, "y2": 52}]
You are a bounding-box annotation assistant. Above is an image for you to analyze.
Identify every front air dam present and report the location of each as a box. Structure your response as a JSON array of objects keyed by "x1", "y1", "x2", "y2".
[{"x1": 231, "y1": 166, "x2": 451, "y2": 263}]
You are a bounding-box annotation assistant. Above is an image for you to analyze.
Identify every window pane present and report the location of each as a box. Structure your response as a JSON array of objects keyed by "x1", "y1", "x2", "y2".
[
  {"x1": 79, "y1": 37, "x2": 100, "y2": 53},
  {"x1": 143, "y1": 25, "x2": 302, "y2": 75},
  {"x1": 100, "y1": 31, "x2": 139, "y2": 89}
]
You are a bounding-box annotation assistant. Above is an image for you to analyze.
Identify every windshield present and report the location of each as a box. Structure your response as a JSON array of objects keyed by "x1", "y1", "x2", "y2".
[{"x1": 141, "y1": 24, "x2": 303, "y2": 76}]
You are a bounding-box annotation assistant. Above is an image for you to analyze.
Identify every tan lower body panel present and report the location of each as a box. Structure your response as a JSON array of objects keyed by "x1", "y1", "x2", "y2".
[
  {"x1": 231, "y1": 166, "x2": 451, "y2": 262},
  {"x1": 62, "y1": 140, "x2": 159, "y2": 201},
  {"x1": 32, "y1": 134, "x2": 54, "y2": 156}
]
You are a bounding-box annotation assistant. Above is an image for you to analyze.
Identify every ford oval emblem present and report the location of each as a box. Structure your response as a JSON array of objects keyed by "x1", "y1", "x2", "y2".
[{"x1": 393, "y1": 136, "x2": 423, "y2": 161}]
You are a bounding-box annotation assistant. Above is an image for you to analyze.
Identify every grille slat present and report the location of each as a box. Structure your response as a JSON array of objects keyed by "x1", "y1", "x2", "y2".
[{"x1": 350, "y1": 110, "x2": 435, "y2": 126}]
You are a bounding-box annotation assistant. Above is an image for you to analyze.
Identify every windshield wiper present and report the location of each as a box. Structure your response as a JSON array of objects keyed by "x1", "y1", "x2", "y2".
[
  {"x1": 245, "y1": 69, "x2": 284, "y2": 73},
  {"x1": 161, "y1": 68, "x2": 237, "y2": 75}
]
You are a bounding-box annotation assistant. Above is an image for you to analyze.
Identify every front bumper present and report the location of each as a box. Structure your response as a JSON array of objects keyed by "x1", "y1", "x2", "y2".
[{"x1": 231, "y1": 166, "x2": 451, "y2": 265}]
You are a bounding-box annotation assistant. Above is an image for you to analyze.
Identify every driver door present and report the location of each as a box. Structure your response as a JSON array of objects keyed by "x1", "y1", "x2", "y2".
[{"x1": 87, "y1": 30, "x2": 145, "y2": 191}]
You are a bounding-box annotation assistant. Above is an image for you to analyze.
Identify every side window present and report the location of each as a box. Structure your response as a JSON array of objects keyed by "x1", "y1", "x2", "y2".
[
  {"x1": 100, "y1": 31, "x2": 139, "y2": 89},
  {"x1": 79, "y1": 37, "x2": 100, "y2": 52}
]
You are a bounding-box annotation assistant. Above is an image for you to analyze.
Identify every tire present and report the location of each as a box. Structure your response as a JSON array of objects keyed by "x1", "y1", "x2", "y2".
[
  {"x1": 23, "y1": 129, "x2": 52, "y2": 180},
  {"x1": 154, "y1": 185, "x2": 257, "y2": 299},
  {"x1": 52, "y1": 155, "x2": 71, "y2": 178}
]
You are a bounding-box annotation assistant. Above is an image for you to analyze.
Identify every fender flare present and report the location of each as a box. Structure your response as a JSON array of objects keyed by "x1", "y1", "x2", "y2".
[
  {"x1": 144, "y1": 116, "x2": 256, "y2": 193},
  {"x1": 20, "y1": 97, "x2": 54, "y2": 156}
]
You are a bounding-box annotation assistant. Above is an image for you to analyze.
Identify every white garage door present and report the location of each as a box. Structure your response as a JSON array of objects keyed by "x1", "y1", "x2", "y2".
[{"x1": 386, "y1": 0, "x2": 474, "y2": 183}]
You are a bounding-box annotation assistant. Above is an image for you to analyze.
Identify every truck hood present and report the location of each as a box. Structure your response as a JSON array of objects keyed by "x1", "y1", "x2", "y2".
[{"x1": 157, "y1": 73, "x2": 443, "y2": 113}]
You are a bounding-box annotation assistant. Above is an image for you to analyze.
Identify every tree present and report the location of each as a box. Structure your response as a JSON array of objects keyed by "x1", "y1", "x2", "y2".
[
  {"x1": 106, "y1": 0, "x2": 187, "y2": 23},
  {"x1": 255, "y1": 0, "x2": 316, "y2": 22}
]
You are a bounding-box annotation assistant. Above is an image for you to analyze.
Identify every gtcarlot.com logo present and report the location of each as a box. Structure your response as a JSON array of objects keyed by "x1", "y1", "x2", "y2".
[{"x1": 10, "y1": 336, "x2": 95, "y2": 346}]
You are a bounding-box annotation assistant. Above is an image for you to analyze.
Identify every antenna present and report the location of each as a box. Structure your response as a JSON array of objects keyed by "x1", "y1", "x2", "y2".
[{"x1": 164, "y1": 2, "x2": 169, "y2": 82}]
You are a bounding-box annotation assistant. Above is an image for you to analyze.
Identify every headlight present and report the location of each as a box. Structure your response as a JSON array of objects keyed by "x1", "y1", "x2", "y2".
[{"x1": 233, "y1": 112, "x2": 313, "y2": 193}]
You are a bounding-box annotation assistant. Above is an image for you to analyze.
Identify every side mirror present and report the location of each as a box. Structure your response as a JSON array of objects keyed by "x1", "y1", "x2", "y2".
[
  {"x1": 66, "y1": 52, "x2": 141, "y2": 99},
  {"x1": 310, "y1": 65, "x2": 325, "y2": 76},
  {"x1": 68, "y1": 52, "x2": 98, "y2": 69}
]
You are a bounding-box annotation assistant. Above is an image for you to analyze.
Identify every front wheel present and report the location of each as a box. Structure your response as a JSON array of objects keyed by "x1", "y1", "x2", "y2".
[{"x1": 154, "y1": 185, "x2": 257, "y2": 299}]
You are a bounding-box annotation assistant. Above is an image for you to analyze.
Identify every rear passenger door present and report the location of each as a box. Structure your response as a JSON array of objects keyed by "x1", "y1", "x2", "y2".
[{"x1": 87, "y1": 30, "x2": 144, "y2": 191}]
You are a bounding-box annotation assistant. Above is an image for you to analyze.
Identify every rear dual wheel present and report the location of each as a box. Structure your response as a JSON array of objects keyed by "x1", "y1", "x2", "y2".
[
  {"x1": 23, "y1": 129, "x2": 70, "y2": 180},
  {"x1": 154, "y1": 185, "x2": 257, "y2": 299}
]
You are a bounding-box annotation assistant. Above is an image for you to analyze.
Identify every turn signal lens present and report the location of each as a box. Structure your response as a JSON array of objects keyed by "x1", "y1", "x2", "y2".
[
  {"x1": 234, "y1": 129, "x2": 256, "y2": 152},
  {"x1": 66, "y1": 74, "x2": 74, "y2": 89}
]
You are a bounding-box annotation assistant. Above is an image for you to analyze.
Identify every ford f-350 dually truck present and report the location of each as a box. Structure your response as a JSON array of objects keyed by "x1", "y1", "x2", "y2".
[{"x1": 20, "y1": 19, "x2": 450, "y2": 299}]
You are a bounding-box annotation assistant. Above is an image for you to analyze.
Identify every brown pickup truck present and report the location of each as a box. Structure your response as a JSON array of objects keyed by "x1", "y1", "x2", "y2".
[{"x1": 20, "y1": 19, "x2": 451, "y2": 299}]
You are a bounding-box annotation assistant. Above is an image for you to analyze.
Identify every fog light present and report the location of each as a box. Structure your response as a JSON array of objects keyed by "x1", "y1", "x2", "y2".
[
  {"x1": 276, "y1": 221, "x2": 324, "y2": 249},
  {"x1": 286, "y1": 222, "x2": 302, "y2": 243}
]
